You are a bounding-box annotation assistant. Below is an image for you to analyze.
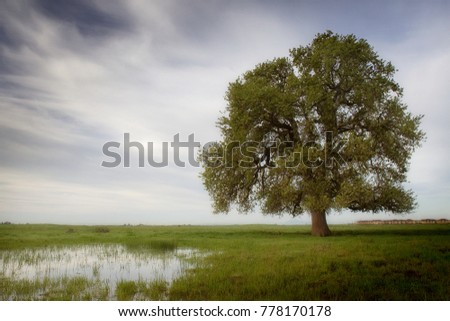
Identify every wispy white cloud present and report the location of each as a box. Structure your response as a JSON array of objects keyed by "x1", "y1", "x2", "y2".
[{"x1": 0, "y1": 0, "x2": 449, "y2": 224}]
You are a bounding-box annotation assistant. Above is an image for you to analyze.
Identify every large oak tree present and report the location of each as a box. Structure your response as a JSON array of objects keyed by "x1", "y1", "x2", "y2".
[{"x1": 200, "y1": 31, "x2": 425, "y2": 236}]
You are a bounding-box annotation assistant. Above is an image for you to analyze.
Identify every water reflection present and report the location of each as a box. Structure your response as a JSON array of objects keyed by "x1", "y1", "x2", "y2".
[{"x1": 0, "y1": 244, "x2": 202, "y2": 299}]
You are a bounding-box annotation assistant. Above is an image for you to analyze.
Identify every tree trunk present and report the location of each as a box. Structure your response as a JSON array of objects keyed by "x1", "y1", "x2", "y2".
[{"x1": 311, "y1": 210, "x2": 332, "y2": 236}]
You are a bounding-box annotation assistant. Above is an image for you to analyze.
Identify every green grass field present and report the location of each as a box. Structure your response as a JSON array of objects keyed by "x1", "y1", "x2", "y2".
[{"x1": 0, "y1": 224, "x2": 449, "y2": 300}]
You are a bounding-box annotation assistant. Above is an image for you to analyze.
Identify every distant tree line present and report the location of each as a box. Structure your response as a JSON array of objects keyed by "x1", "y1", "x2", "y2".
[{"x1": 356, "y1": 219, "x2": 449, "y2": 225}]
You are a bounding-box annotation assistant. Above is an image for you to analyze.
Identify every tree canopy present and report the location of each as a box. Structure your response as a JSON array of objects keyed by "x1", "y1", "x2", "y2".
[{"x1": 200, "y1": 31, "x2": 425, "y2": 236}]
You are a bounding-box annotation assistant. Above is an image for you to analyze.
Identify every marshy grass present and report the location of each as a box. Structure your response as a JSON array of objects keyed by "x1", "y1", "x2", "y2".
[
  {"x1": 0, "y1": 275, "x2": 110, "y2": 300},
  {"x1": 0, "y1": 223, "x2": 448, "y2": 300},
  {"x1": 0, "y1": 243, "x2": 204, "y2": 300},
  {"x1": 115, "y1": 279, "x2": 169, "y2": 300},
  {"x1": 93, "y1": 226, "x2": 110, "y2": 233},
  {"x1": 126, "y1": 239, "x2": 178, "y2": 254}
]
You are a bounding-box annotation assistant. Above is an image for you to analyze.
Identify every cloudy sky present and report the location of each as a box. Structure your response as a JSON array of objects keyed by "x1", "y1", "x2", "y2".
[{"x1": 0, "y1": 0, "x2": 449, "y2": 225}]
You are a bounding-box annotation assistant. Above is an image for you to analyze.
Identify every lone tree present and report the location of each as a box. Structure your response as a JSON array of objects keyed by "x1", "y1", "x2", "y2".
[{"x1": 200, "y1": 31, "x2": 424, "y2": 236}]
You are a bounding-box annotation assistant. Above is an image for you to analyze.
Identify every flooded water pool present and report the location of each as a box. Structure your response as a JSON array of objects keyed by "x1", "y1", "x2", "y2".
[{"x1": 0, "y1": 244, "x2": 204, "y2": 300}]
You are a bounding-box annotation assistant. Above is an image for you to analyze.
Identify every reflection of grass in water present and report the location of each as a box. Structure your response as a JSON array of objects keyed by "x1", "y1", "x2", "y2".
[
  {"x1": 92, "y1": 264, "x2": 100, "y2": 278},
  {"x1": 149, "y1": 240, "x2": 178, "y2": 253},
  {"x1": 126, "y1": 239, "x2": 178, "y2": 254},
  {"x1": 2, "y1": 247, "x2": 67, "y2": 269}
]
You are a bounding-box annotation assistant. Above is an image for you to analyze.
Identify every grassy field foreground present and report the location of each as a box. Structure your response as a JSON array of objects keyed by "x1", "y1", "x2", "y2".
[{"x1": 0, "y1": 224, "x2": 449, "y2": 300}]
